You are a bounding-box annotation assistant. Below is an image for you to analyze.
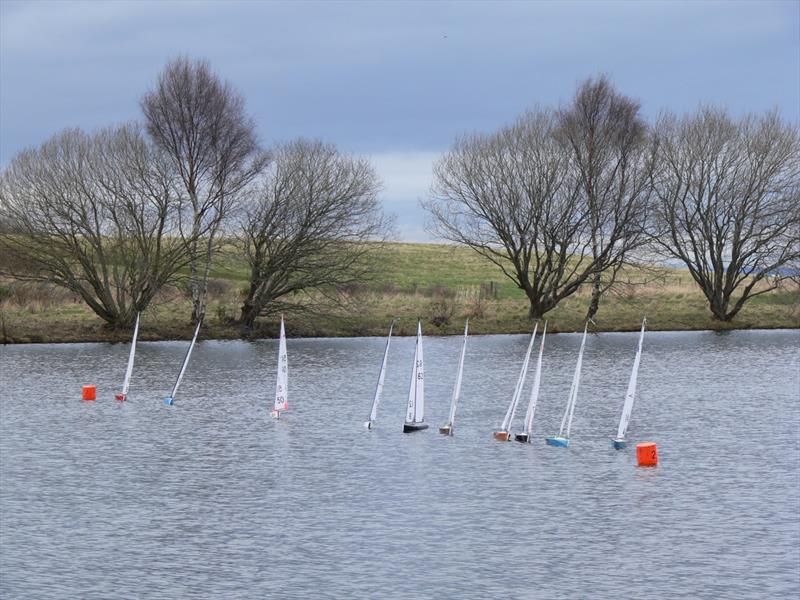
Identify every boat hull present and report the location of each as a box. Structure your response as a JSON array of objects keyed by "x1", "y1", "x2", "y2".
[
  {"x1": 403, "y1": 422, "x2": 429, "y2": 433},
  {"x1": 514, "y1": 432, "x2": 530, "y2": 443},
  {"x1": 613, "y1": 438, "x2": 627, "y2": 450},
  {"x1": 438, "y1": 424, "x2": 452, "y2": 435},
  {"x1": 545, "y1": 436, "x2": 569, "y2": 447},
  {"x1": 163, "y1": 397, "x2": 174, "y2": 406},
  {"x1": 493, "y1": 431, "x2": 510, "y2": 442},
  {"x1": 115, "y1": 393, "x2": 126, "y2": 402}
]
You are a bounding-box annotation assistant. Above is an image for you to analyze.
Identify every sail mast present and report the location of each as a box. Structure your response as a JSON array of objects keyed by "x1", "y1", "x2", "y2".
[
  {"x1": 562, "y1": 323, "x2": 588, "y2": 438},
  {"x1": 273, "y1": 316, "x2": 288, "y2": 415},
  {"x1": 365, "y1": 320, "x2": 395, "y2": 428},
  {"x1": 413, "y1": 321, "x2": 425, "y2": 422},
  {"x1": 615, "y1": 317, "x2": 646, "y2": 442},
  {"x1": 118, "y1": 312, "x2": 140, "y2": 400},
  {"x1": 522, "y1": 321, "x2": 546, "y2": 435},
  {"x1": 446, "y1": 320, "x2": 469, "y2": 427},
  {"x1": 403, "y1": 321, "x2": 429, "y2": 432},
  {"x1": 164, "y1": 319, "x2": 202, "y2": 405},
  {"x1": 500, "y1": 324, "x2": 538, "y2": 432}
]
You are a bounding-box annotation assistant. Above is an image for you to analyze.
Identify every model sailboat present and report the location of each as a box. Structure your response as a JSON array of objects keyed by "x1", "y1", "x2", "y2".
[
  {"x1": 364, "y1": 320, "x2": 395, "y2": 429},
  {"x1": 439, "y1": 319, "x2": 469, "y2": 435},
  {"x1": 403, "y1": 321, "x2": 428, "y2": 432},
  {"x1": 116, "y1": 312, "x2": 140, "y2": 401},
  {"x1": 546, "y1": 322, "x2": 588, "y2": 447},
  {"x1": 515, "y1": 322, "x2": 546, "y2": 443},
  {"x1": 494, "y1": 324, "x2": 538, "y2": 441},
  {"x1": 163, "y1": 319, "x2": 202, "y2": 406},
  {"x1": 613, "y1": 317, "x2": 646, "y2": 449},
  {"x1": 271, "y1": 316, "x2": 289, "y2": 419}
]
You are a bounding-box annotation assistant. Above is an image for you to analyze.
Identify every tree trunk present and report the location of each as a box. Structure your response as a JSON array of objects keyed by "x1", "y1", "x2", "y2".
[
  {"x1": 586, "y1": 271, "x2": 602, "y2": 321},
  {"x1": 239, "y1": 297, "x2": 259, "y2": 329},
  {"x1": 708, "y1": 293, "x2": 733, "y2": 322},
  {"x1": 526, "y1": 295, "x2": 551, "y2": 320}
]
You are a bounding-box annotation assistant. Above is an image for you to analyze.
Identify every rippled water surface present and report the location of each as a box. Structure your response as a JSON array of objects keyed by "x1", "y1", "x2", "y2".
[{"x1": 1, "y1": 329, "x2": 798, "y2": 599}]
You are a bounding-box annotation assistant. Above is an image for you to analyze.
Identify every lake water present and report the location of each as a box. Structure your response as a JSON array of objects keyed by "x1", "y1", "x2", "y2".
[{"x1": 1, "y1": 329, "x2": 798, "y2": 599}]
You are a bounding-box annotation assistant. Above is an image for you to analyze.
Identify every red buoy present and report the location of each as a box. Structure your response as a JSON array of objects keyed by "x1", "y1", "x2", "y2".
[
  {"x1": 82, "y1": 385, "x2": 96, "y2": 401},
  {"x1": 636, "y1": 442, "x2": 658, "y2": 467}
]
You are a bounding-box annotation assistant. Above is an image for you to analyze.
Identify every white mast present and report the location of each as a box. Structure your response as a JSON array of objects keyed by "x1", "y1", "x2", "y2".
[
  {"x1": 499, "y1": 324, "x2": 538, "y2": 432},
  {"x1": 165, "y1": 319, "x2": 202, "y2": 405},
  {"x1": 521, "y1": 321, "x2": 546, "y2": 435},
  {"x1": 615, "y1": 317, "x2": 646, "y2": 442},
  {"x1": 273, "y1": 316, "x2": 288, "y2": 416},
  {"x1": 119, "y1": 312, "x2": 140, "y2": 399},
  {"x1": 405, "y1": 321, "x2": 425, "y2": 424},
  {"x1": 365, "y1": 320, "x2": 395, "y2": 428},
  {"x1": 558, "y1": 322, "x2": 588, "y2": 438},
  {"x1": 445, "y1": 320, "x2": 469, "y2": 428}
]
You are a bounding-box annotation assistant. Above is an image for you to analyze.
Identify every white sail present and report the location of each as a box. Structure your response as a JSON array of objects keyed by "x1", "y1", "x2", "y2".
[
  {"x1": 446, "y1": 320, "x2": 469, "y2": 427},
  {"x1": 522, "y1": 321, "x2": 546, "y2": 435},
  {"x1": 274, "y1": 316, "x2": 288, "y2": 413},
  {"x1": 120, "y1": 312, "x2": 140, "y2": 397},
  {"x1": 500, "y1": 324, "x2": 538, "y2": 432},
  {"x1": 558, "y1": 322, "x2": 588, "y2": 438},
  {"x1": 169, "y1": 319, "x2": 202, "y2": 401},
  {"x1": 615, "y1": 317, "x2": 646, "y2": 441},
  {"x1": 405, "y1": 321, "x2": 424, "y2": 423},
  {"x1": 366, "y1": 320, "x2": 395, "y2": 426}
]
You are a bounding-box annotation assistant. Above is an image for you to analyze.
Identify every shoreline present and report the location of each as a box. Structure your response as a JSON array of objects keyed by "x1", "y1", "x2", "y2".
[
  {"x1": 2, "y1": 321, "x2": 797, "y2": 345},
  {"x1": 2, "y1": 242, "x2": 797, "y2": 345}
]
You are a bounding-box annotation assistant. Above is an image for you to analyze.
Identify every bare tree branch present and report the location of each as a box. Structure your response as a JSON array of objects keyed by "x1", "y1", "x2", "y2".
[
  {"x1": 556, "y1": 75, "x2": 656, "y2": 320},
  {"x1": 423, "y1": 108, "x2": 627, "y2": 319},
  {"x1": 237, "y1": 139, "x2": 392, "y2": 328},
  {"x1": 651, "y1": 107, "x2": 800, "y2": 321},
  {"x1": 141, "y1": 56, "x2": 269, "y2": 322},
  {"x1": 0, "y1": 125, "x2": 190, "y2": 328}
]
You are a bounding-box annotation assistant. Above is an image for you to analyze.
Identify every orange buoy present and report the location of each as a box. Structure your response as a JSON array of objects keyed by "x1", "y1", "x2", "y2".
[
  {"x1": 82, "y1": 385, "x2": 96, "y2": 401},
  {"x1": 636, "y1": 442, "x2": 658, "y2": 467}
]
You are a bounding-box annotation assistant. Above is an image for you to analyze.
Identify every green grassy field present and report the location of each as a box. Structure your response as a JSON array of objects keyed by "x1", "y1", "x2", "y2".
[{"x1": 1, "y1": 242, "x2": 797, "y2": 343}]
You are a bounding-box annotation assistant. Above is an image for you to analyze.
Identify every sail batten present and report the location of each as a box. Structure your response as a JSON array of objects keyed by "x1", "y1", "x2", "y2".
[
  {"x1": 615, "y1": 318, "x2": 646, "y2": 441},
  {"x1": 120, "y1": 312, "x2": 140, "y2": 397},
  {"x1": 274, "y1": 316, "x2": 288, "y2": 413}
]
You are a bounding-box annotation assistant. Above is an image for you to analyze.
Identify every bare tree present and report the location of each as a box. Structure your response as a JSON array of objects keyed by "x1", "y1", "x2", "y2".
[
  {"x1": 424, "y1": 109, "x2": 630, "y2": 319},
  {"x1": 557, "y1": 76, "x2": 655, "y2": 320},
  {"x1": 238, "y1": 139, "x2": 391, "y2": 328},
  {"x1": 141, "y1": 56, "x2": 268, "y2": 323},
  {"x1": 0, "y1": 125, "x2": 189, "y2": 328},
  {"x1": 652, "y1": 107, "x2": 800, "y2": 321}
]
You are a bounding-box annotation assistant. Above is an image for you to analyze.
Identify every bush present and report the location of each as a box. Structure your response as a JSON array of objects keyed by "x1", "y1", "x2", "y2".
[{"x1": 428, "y1": 295, "x2": 458, "y2": 327}]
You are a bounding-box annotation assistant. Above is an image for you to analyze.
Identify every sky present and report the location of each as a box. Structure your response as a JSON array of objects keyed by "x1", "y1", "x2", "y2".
[{"x1": 1, "y1": 0, "x2": 798, "y2": 240}]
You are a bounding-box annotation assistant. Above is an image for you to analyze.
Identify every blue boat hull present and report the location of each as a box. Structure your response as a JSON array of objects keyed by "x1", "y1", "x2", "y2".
[
  {"x1": 163, "y1": 397, "x2": 174, "y2": 406},
  {"x1": 613, "y1": 439, "x2": 627, "y2": 450},
  {"x1": 545, "y1": 436, "x2": 569, "y2": 447}
]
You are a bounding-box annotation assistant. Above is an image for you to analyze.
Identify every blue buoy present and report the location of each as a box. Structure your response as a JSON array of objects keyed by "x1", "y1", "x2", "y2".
[
  {"x1": 163, "y1": 397, "x2": 174, "y2": 406},
  {"x1": 545, "y1": 436, "x2": 569, "y2": 447},
  {"x1": 612, "y1": 438, "x2": 627, "y2": 450}
]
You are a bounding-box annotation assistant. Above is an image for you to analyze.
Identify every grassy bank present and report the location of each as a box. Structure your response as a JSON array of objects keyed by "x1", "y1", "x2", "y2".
[{"x1": 1, "y1": 243, "x2": 797, "y2": 343}]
